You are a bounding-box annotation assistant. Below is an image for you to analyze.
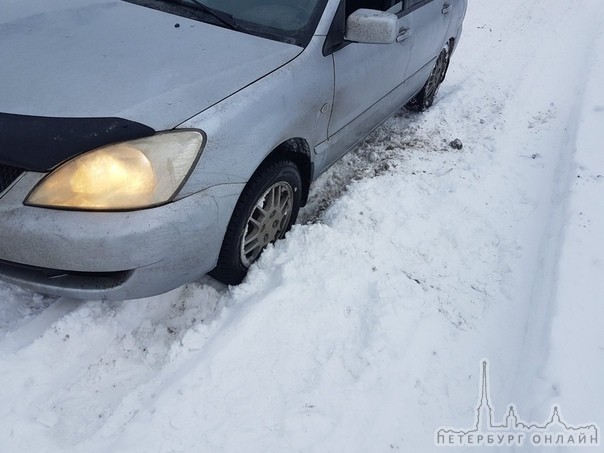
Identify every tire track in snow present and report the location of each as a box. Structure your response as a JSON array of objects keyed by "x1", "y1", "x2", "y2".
[
  {"x1": 466, "y1": 0, "x2": 604, "y2": 424},
  {"x1": 509, "y1": 13, "x2": 604, "y2": 430}
]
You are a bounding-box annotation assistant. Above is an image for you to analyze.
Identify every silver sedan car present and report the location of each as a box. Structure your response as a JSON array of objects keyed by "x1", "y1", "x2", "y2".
[{"x1": 0, "y1": 0, "x2": 467, "y2": 300}]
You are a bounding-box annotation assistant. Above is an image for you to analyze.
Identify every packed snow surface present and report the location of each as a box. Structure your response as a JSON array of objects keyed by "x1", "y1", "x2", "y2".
[{"x1": 1, "y1": 1, "x2": 603, "y2": 452}]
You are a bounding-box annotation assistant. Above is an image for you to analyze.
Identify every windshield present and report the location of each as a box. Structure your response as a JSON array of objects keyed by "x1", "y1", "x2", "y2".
[{"x1": 125, "y1": 0, "x2": 328, "y2": 47}]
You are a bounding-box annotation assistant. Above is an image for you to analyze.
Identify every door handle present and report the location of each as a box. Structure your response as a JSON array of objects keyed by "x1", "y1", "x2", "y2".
[
  {"x1": 396, "y1": 28, "x2": 412, "y2": 43},
  {"x1": 442, "y1": 3, "x2": 451, "y2": 14}
]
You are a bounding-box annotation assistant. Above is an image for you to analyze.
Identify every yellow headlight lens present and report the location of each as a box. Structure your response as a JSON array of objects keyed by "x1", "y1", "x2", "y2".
[{"x1": 26, "y1": 130, "x2": 204, "y2": 210}]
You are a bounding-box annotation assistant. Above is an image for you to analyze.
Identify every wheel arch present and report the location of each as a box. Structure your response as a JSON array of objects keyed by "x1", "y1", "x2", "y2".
[{"x1": 257, "y1": 137, "x2": 313, "y2": 207}]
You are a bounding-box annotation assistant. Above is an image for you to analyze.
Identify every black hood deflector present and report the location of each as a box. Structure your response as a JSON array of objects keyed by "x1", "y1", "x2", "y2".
[{"x1": 0, "y1": 113, "x2": 155, "y2": 172}]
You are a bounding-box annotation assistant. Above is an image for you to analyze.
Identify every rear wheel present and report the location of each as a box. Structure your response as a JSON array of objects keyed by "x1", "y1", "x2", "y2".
[
  {"x1": 406, "y1": 45, "x2": 450, "y2": 111},
  {"x1": 210, "y1": 160, "x2": 302, "y2": 285}
]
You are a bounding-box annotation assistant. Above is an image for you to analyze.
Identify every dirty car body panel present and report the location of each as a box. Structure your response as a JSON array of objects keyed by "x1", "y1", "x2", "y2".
[{"x1": 0, "y1": 0, "x2": 466, "y2": 300}]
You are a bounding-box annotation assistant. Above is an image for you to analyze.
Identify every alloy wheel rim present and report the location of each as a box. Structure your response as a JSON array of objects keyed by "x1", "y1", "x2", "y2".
[
  {"x1": 240, "y1": 181, "x2": 294, "y2": 267},
  {"x1": 424, "y1": 51, "x2": 447, "y2": 105}
]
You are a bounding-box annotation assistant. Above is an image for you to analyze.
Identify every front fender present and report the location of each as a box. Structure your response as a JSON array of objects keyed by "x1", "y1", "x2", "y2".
[{"x1": 176, "y1": 35, "x2": 334, "y2": 199}]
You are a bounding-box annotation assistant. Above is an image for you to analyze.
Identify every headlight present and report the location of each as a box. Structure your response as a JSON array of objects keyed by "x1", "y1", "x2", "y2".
[{"x1": 25, "y1": 130, "x2": 204, "y2": 211}]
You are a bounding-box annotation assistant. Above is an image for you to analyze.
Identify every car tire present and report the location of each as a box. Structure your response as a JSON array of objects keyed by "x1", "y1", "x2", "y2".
[
  {"x1": 406, "y1": 44, "x2": 451, "y2": 112},
  {"x1": 210, "y1": 159, "x2": 302, "y2": 285}
]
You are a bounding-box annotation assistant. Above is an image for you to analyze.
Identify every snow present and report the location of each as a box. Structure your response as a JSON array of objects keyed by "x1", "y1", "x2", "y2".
[{"x1": 1, "y1": 0, "x2": 603, "y2": 451}]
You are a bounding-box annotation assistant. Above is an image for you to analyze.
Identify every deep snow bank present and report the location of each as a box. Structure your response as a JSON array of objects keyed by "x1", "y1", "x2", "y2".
[{"x1": 1, "y1": 1, "x2": 603, "y2": 452}]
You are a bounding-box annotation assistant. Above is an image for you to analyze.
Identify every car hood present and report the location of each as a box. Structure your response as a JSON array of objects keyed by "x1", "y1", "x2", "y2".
[{"x1": 0, "y1": 0, "x2": 302, "y2": 131}]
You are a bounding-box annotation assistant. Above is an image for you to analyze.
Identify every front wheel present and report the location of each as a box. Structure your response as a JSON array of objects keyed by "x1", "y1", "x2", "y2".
[
  {"x1": 406, "y1": 45, "x2": 451, "y2": 112},
  {"x1": 210, "y1": 160, "x2": 302, "y2": 285}
]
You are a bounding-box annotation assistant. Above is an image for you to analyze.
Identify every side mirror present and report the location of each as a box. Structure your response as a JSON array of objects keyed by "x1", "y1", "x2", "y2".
[{"x1": 344, "y1": 8, "x2": 398, "y2": 44}]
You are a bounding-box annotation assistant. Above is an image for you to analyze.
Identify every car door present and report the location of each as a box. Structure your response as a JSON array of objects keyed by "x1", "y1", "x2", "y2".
[
  {"x1": 402, "y1": 0, "x2": 453, "y2": 96},
  {"x1": 318, "y1": 0, "x2": 414, "y2": 166}
]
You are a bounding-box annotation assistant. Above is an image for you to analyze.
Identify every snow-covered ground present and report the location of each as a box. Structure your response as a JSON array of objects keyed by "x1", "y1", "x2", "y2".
[{"x1": 1, "y1": 0, "x2": 603, "y2": 451}]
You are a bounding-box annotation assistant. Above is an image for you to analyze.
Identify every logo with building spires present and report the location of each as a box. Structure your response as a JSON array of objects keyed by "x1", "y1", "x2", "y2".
[{"x1": 435, "y1": 360, "x2": 599, "y2": 447}]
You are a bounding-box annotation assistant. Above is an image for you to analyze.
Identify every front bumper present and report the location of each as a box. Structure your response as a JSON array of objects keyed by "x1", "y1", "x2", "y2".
[{"x1": 0, "y1": 172, "x2": 243, "y2": 300}]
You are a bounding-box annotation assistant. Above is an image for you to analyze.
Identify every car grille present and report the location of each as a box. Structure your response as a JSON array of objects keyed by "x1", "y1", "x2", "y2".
[{"x1": 0, "y1": 164, "x2": 24, "y2": 194}]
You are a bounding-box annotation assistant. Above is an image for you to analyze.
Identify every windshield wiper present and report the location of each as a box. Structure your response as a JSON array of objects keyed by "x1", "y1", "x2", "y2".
[{"x1": 168, "y1": 0, "x2": 241, "y2": 31}]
